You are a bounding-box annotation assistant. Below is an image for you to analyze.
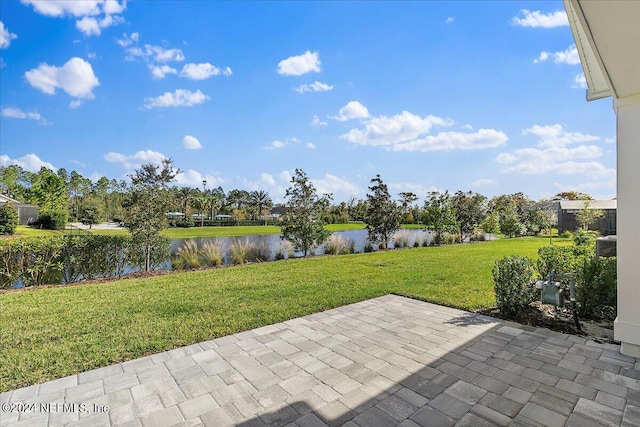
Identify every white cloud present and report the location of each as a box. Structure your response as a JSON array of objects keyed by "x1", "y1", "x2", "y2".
[
  {"x1": 295, "y1": 81, "x2": 334, "y2": 93},
  {"x1": 445, "y1": 17, "x2": 455, "y2": 24},
  {"x1": 339, "y1": 110, "x2": 452, "y2": 146},
  {"x1": 572, "y1": 73, "x2": 587, "y2": 89},
  {"x1": 124, "y1": 43, "x2": 185, "y2": 63},
  {"x1": 103, "y1": 0, "x2": 126, "y2": 14},
  {"x1": 174, "y1": 169, "x2": 225, "y2": 188},
  {"x1": 149, "y1": 64, "x2": 177, "y2": 79},
  {"x1": 0, "y1": 21, "x2": 18, "y2": 49},
  {"x1": 277, "y1": 51, "x2": 321, "y2": 76},
  {"x1": 496, "y1": 153, "x2": 517, "y2": 164},
  {"x1": 143, "y1": 89, "x2": 209, "y2": 109},
  {"x1": 75, "y1": 14, "x2": 123, "y2": 36},
  {"x1": 260, "y1": 173, "x2": 276, "y2": 187},
  {"x1": 116, "y1": 32, "x2": 138, "y2": 48},
  {"x1": 21, "y1": 0, "x2": 103, "y2": 17},
  {"x1": 390, "y1": 129, "x2": 508, "y2": 152},
  {"x1": 522, "y1": 124, "x2": 600, "y2": 147},
  {"x1": 511, "y1": 9, "x2": 568, "y2": 28},
  {"x1": 463, "y1": 124, "x2": 473, "y2": 130},
  {"x1": 0, "y1": 153, "x2": 56, "y2": 172},
  {"x1": 472, "y1": 179, "x2": 495, "y2": 188},
  {"x1": 312, "y1": 173, "x2": 359, "y2": 198},
  {"x1": 279, "y1": 170, "x2": 292, "y2": 183},
  {"x1": 69, "y1": 100, "x2": 83, "y2": 109},
  {"x1": 265, "y1": 140, "x2": 287, "y2": 150},
  {"x1": 180, "y1": 63, "x2": 232, "y2": 80},
  {"x1": 497, "y1": 123, "x2": 613, "y2": 184},
  {"x1": 104, "y1": 149, "x2": 167, "y2": 170},
  {"x1": 25, "y1": 57, "x2": 100, "y2": 99},
  {"x1": 1, "y1": 107, "x2": 50, "y2": 124},
  {"x1": 22, "y1": 1, "x2": 126, "y2": 36},
  {"x1": 182, "y1": 135, "x2": 202, "y2": 150},
  {"x1": 534, "y1": 44, "x2": 580, "y2": 65},
  {"x1": 306, "y1": 142, "x2": 316, "y2": 149},
  {"x1": 263, "y1": 137, "x2": 307, "y2": 150},
  {"x1": 311, "y1": 115, "x2": 328, "y2": 127},
  {"x1": 330, "y1": 101, "x2": 370, "y2": 122}
]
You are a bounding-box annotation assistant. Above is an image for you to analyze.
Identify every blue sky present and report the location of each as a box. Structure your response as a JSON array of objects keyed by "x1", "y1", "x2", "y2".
[{"x1": 0, "y1": 1, "x2": 616, "y2": 203}]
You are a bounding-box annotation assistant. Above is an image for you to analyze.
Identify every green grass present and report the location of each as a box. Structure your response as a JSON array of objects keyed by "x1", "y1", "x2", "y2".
[
  {"x1": 90, "y1": 223, "x2": 366, "y2": 238},
  {"x1": 11, "y1": 226, "x2": 62, "y2": 237},
  {"x1": 0, "y1": 236, "x2": 568, "y2": 391}
]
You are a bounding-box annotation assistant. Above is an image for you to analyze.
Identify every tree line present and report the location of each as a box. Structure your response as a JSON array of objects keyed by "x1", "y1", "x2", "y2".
[{"x1": 1, "y1": 163, "x2": 598, "y2": 240}]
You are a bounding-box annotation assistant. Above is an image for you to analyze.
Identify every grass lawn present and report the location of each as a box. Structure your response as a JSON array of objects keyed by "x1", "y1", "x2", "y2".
[
  {"x1": 11, "y1": 226, "x2": 61, "y2": 237},
  {"x1": 89, "y1": 223, "x2": 368, "y2": 238},
  {"x1": 0, "y1": 236, "x2": 568, "y2": 391}
]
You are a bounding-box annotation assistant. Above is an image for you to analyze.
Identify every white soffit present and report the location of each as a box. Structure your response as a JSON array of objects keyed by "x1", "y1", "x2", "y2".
[
  {"x1": 564, "y1": 0, "x2": 640, "y2": 102},
  {"x1": 564, "y1": 0, "x2": 611, "y2": 101}
]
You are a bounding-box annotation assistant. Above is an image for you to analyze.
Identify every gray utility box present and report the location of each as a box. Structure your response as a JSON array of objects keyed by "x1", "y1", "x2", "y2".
[
  {"x1": 536, "y1": 281, "x2": 564, "y2": 307},
  {"x1": 596, "y1": 235, "x2": 616, "y2": 257}
]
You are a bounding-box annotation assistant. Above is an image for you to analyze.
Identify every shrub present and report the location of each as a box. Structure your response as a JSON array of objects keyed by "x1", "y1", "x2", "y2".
[
  {"x1": 172, "y1": 239, "x2": 202, "y2": 270},
  {"x1": 393, "y1": 230, "x2": 411, "y2": 248},
  {"x1": 0, "y1": 202, "x2": 19, "y2": 235},
  {"x1": 413, "y1": 240, "x2": 420, "y2": 248},
  {"x1": 230, "y1": 239, "x2": 254, "y2": 265},
  {"x1": 37, "y1": 210, "x2": 68, "y2": 230},
  {"x1": 200, "y1": 241, "x2": 225, "y2": 267},
  {"x1": 575, "y1": 256, "x2": 617, "y2": 318},
  {"x1": 493, "y1": 255, "x2": 537, "y2": 316},
  {"x1": 560, "y1": 230, "x2": 573, "y2": 239},
  {"x1": 572, "y1": 229, "x2": 598, "y2": 248},
  {"x1": 364, "y1": 242, "x2": 374, "y2": 253},
  {"x1": 324, "y1": 235, "x2": 355, "y2": 255}
]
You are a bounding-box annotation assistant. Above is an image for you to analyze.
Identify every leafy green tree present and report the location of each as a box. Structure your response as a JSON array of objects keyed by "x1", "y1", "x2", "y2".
[
  {"x1": 421, "y1": 191, "x2": 458, "y2": 245},
  {"x1": 365, "y1": 175, "x2": 401, "y2": 249},
  {"x1": 398, "y1": 192, "x2": 418, "y2": 222},
  {"x1": 0, "y1": 202, "x2": 19, "y2": 235},
  {"x1": 79, "y1": 196, "x2": 104, "y2": 229},
  {"x1": 524, "y1": 208, "x2": 554, "y2": 235},
  {"x1": 0, "y1": 165, "x2": 28, "y2": 200},
  {"x1": 553, "y1": 191, "x2": 592, "y2": 201},
  {"x1": 482, "y1": 211, "x2": 500, "y2": 235},
  {"x1": 452, "y1": 190, "x2": 487, "y2": 239},
  {"x1": 280, "y1": 169, "x2": 332, "y2": 256},
  {"x1": 500, "y1": 211, "x2": 526, "y2": 238},
  {"x1": 347, "y1": 197, "x2": 368, "y2": 222},
  {"x1": 123, "y1": 159, "x2": 179, "y2": 271},
  {"x1": 576, "y1": 200, "x2": 605, "y2": 231}
]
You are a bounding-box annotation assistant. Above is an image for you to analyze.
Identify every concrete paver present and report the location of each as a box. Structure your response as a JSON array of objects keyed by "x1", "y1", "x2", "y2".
[{"x1": 1, "y1": 295, "x2": 639, "y2": 426}]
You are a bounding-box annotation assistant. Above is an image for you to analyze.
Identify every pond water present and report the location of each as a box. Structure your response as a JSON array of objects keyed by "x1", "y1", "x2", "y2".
[
  {"x1": 170, "y1": 228, "x2": 436, "y2": 263},
  {"x1": 8, "y1": 228, "x2": 435, "y2": 288}
]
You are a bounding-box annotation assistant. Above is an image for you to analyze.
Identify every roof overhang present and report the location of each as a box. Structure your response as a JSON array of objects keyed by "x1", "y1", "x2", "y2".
[{"x1": 564, "y1": 0, "x2": 640, "y2": 101}]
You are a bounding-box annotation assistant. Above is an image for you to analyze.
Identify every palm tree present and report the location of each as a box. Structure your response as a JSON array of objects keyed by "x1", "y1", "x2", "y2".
[
  {"x1": 250, "y1": 190, "x2": 273, "y2": 224},
  {"x1": 176, "y1": 187, "x2": 196, "y2": 215},
  {"x1": 192, "y1": 195, "x2": 208, "y2": 227}
]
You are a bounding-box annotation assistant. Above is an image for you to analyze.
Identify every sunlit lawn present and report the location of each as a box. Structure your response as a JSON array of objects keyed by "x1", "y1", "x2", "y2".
[{"x1": 0, "y1": 235, "x2": 569, "y2": 391}]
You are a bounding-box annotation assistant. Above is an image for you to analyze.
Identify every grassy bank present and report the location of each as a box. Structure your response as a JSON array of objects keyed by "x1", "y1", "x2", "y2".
[
  {"x1": 87, "y1": 223, "x2": 368, "y2": 238},
  {"x1": 0, "y1": 236, "x2": 566, "y2": 391}
]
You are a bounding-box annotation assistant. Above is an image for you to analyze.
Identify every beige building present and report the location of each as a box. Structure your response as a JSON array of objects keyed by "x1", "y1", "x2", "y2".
[{"x1": 564, "y1": 0, "x2": 640, "y2": 356}]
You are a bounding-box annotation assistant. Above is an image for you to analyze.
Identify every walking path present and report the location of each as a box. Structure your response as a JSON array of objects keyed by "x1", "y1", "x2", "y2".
[{"x1": 1, "y1": 295, "x2": 639, "y2": 426}]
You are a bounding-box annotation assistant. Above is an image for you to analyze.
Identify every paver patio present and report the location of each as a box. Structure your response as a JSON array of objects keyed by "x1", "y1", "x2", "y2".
[{"x1": 1, "y1": 295, "x2": 639, "y2": 426}]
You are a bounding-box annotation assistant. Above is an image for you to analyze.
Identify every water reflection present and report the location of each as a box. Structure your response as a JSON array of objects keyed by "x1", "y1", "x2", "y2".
[{"x1": 171, "y1": 228, "x2": 435, "y2": 264}]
